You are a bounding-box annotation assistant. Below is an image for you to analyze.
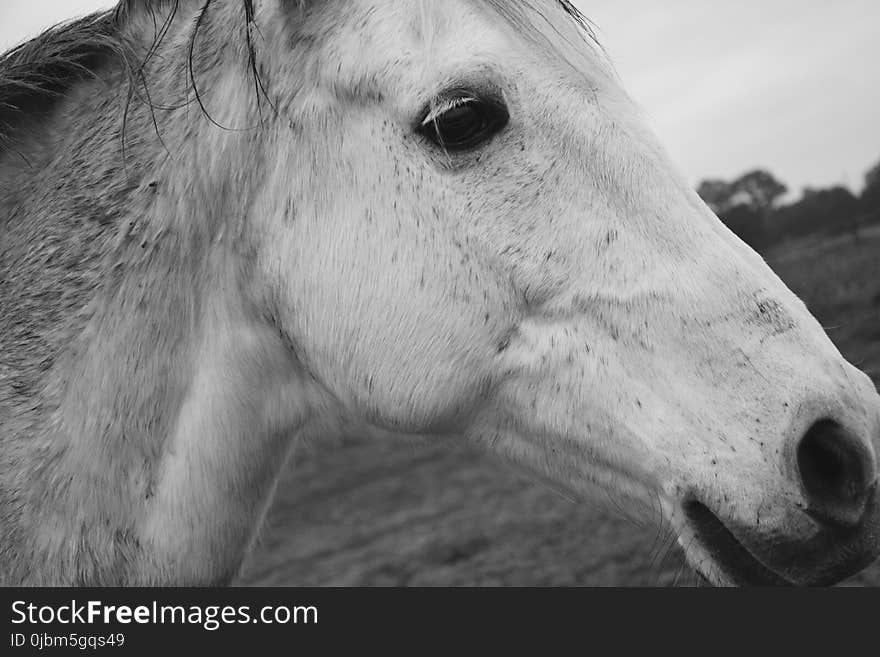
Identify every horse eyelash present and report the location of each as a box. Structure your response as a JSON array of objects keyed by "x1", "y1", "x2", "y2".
[{"x1": 420, "y1": 95, "x2": 478, "y2": 127}]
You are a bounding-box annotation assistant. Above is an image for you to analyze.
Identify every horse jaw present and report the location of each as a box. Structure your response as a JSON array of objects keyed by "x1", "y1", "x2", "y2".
[{"x1": 137, "y1": 285, "x2": 320, "y2": 584}]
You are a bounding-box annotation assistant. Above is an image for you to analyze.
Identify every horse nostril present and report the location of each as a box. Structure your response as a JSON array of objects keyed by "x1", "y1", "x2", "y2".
[{"x1": 796, "y1": 419, "x2": 877, "y2": 529}]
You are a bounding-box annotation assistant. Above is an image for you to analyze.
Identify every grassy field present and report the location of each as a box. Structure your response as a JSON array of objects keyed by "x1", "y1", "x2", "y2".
[{"x1": 239, "y1": 227, "x2": 880, "y2": 586}]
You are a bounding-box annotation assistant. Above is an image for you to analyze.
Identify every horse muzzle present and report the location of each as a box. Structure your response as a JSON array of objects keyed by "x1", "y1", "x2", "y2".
[
  {"x1": 677, "y1": 416, "x2": 880, "y2": 586},
  {"x1": 682, "y1": 488, "x2": 880, "y2": 586}
]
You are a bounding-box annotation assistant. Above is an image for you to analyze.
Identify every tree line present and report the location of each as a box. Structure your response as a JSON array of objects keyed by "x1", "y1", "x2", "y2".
[{"x1": 696, "y1": 156, "x2": 880, "y2": 252}]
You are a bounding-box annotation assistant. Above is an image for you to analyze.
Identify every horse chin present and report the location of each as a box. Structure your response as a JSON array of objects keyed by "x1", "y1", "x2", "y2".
[{"x1": 679, "y1": 501, "x2": 795, "y2": 587}]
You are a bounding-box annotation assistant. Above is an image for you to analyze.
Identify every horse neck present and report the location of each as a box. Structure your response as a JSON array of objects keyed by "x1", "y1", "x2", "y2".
[{"x1": 0, "y1": 8, "x2": 316, "y2": 584}]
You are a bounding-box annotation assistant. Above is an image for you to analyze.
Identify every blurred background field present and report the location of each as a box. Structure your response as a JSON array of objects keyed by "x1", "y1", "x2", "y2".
[{"x1": 241, "y1": 213, "x2": 880, "y2": 587}]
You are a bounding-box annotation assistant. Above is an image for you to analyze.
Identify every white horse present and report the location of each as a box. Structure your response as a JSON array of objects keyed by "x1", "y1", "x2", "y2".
[{"x1": 0, "y1": 0, "x2": 878, "y2": 586}]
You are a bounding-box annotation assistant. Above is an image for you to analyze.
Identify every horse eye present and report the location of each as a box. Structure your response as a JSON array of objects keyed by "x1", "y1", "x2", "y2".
[{"x1": 417, "y1": 94, "x2": 509, "y2": 152}]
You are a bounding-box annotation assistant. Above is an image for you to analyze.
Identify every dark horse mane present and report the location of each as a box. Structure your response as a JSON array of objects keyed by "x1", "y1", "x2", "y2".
[
  {"x1": 0, "y1": 0, "x2": 269, "y2": 153},
  {"x1": 0, "y1": 9, "x2": 122, "y2": 152}
]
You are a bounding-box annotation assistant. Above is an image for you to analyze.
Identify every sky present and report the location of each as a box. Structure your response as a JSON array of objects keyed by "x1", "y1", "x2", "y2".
[{"x1": 1, "y1": 0, "x2": 878, "y2": 196}]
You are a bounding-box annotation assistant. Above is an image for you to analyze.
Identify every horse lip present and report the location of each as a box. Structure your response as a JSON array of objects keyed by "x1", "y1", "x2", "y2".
[
  {"x1": 682, "y1": 492, "x2": 880, "y2": 586},
  {"x1": 682, "y1": 500, "x2": 794, "y2": 586}
]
